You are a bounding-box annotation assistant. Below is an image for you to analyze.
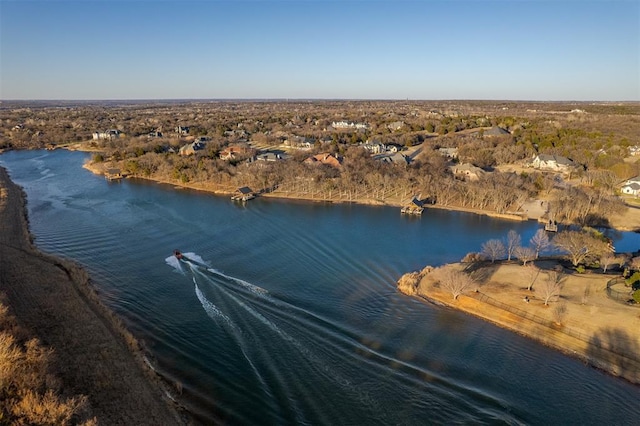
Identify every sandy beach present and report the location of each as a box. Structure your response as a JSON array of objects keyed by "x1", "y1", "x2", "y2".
[
  {"x1": 398, "y1": 261, "x2": 640, "y2": 384},
  {"x1": 0, "y1": 166, "x2": 186, "y2": 424}
]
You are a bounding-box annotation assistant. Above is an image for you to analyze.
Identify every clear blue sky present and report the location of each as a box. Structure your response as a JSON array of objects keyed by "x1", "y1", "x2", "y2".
[{"x1": 1, "y1": 0, "x2": 638, "y2": 101}]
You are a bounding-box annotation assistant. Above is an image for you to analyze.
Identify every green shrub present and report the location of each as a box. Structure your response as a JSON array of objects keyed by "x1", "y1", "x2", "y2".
[
  {"x1": 633, "y1": 290, "x2": 640, "y2": 304},
  {"x1": 626, "y1": 271, "x2": 640, "y2": 287},
  {"x1": 91, "y1": 153, "x2": 104, "y2": 163},
  {"x1": 576, "y1": 266, "x2": 586, "y2": 274}
]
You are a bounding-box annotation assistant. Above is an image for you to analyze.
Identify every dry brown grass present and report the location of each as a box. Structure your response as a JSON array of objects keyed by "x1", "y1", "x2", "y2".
[
  {"x1": 0, "y1": 299, "x2": 96, "y2": 425},
  {"x1": 400, "y1": 261, "x2": 640, "y2": 383},
  {"x1": 0, "y1": 167, "x2": 184, "y2": 424}
]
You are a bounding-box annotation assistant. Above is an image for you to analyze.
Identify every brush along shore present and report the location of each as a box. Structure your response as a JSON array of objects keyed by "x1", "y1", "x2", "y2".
[{"x1": 0, "y1": 166, "x2": 187, "y2": 425}]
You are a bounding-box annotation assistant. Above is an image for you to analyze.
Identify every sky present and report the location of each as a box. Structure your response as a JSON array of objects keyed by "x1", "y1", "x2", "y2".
[{"x1": 1, "y1": 0, "x2": 638, "y2": 101}]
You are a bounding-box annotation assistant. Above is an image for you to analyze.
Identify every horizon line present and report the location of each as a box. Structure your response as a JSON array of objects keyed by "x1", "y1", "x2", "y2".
[{"x1": 2, "y1": 98, "x2": 639, "y2": 104}]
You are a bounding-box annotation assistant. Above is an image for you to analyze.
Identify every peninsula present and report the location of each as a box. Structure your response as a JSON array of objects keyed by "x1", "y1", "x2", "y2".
[{"x1": 397, "y1": 259, "x2": 640, "y2": 384}]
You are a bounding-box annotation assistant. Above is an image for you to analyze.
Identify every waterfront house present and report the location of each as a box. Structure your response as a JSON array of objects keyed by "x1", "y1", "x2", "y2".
[
  {"x1": 530, "y1": 154, "x2": 578, "y2": 173},
  {"x1": 93, "y1": 129, "x2": 120, "y2": 140},
  {"x1": 450, "y1": 163, "x2": 484, "y2": 181}
]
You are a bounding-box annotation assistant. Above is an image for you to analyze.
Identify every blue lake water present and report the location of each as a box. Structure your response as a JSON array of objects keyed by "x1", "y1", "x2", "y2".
[{"x1": 1, "y1": 149, "x2": 639, "y2": 425}]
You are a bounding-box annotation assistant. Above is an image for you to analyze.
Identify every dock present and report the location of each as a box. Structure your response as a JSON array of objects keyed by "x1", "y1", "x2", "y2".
[
  {"x1": 401, "y1": 205, "x2": 424, "y2": 215},
  {"x1": 105, "y1": 168, "x2": 123, "y2": 181},
  {"x1": 401, "y1": 197, "x2": 424, "y2": 215},
  {"x1": 231, "y1": 186, "x2": 256, "y2": 201}
]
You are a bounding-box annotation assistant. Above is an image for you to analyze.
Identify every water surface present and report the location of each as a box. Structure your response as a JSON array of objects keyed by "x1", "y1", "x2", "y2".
[{"x1": 2, "y1": 150, "x2": 638, "y2": 425}]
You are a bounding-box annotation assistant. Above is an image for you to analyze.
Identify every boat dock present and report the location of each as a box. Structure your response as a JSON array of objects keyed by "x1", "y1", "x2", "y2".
[
  {"x1": 401, "y1": 197, "x2": 424, "y2": 215},
  {"x1": 231, "y1": 186, "x2": 256, "y2": 201}
]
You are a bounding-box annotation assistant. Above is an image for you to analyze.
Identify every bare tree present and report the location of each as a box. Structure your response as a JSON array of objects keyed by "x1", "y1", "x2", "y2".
[
  {"x1": 525, "y1": 263, "x2": 540, "y2": 291},
  {"x1": 600, "y1": 253, "x2": 616, "y2": 273},
  {"x1": 431, "y1": 265, "x2": 475, "y2": 300},
  {"x1": 504, "y1": 230, "x2": 521, "y2": 261},
  {"x1": 514, "y1": 246, "x2": 536, "y2": 266},
  {"x1": 529, "y1": 228, "x2": 550, "y2": 259},
  {"x1": 552, "y1": 230, "x2": 611, "y2": 267},
  {"x1": 536, "y1": 268, "x2": 565, "y2": 305},
  {"x1": 481, "y1": 239, "x2": 506, "y2": 263}
]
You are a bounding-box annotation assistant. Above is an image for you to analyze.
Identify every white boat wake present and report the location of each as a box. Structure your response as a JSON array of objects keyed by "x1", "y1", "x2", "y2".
[{"x1": 165, "y1": 251, "x2": 379, "y2": 420}]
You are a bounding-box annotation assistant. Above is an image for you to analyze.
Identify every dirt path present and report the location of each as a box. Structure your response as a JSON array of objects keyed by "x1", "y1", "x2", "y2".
[{"x1": 0, "y1": 167, "x2": 186, "y2": 425}]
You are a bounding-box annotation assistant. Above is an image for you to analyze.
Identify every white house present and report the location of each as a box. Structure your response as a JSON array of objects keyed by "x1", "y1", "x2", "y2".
[
  {"x1": 530, "y1": 154, "x2": 577, "y2": 173},
  {"x1": 331, "y1": 121, "x2": 369, "y2": 130},
  {"x1": 629, "y1": 146, "x2": 640, "y2": 156},
  {"x1": 362, "y1": 142, "x2": 386, "y2": 154},
  {"x1": 92, "y1": 129, "x2": 120, "y2": 140},
  {"x1": 621, "y1": 176, "x2": 640, "y2": 196},
  {"x1": 621, "y1": 182, "x2": 640, "y2": 196}
]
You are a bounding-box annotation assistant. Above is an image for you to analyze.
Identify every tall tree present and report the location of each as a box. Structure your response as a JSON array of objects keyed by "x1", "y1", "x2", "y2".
[
  {"x1": 504, "y1": 230, "x2": 521, "y2": 261},
  {"x1": 552, "y1": 230, "x2": 611, "y2": 267},
  {"x1": 481, "y1": 239, "x2": 506, "y2": 263},
  {"x1": 599, "y1": 253, "x2": 616, "y2": 273},
  {"x1": 514, "y1": 246, "x2": 536, "y2": 266},
  {"x1": 529, "y1": 228, "x2": 550, "y2": 259},
  {"x1": 431, "y1": 265, "x2": 475, "y2": 300},
  {"x1": 524, "y1": 263, "x2": 540, "y2": 291},
  {"x1": 536, "y1": 268, "x2": 565, "y2": 305}
]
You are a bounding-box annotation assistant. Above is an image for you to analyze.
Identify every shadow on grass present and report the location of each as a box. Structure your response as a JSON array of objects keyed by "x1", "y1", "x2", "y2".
[{"x1": 587, "y1": 327, "x2": 640, "y2": 380}]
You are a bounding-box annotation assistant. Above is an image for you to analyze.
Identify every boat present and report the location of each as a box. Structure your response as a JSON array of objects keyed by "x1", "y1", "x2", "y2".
[{"x1": 173, "y1": 249, "x2": 183, "y2": 260}]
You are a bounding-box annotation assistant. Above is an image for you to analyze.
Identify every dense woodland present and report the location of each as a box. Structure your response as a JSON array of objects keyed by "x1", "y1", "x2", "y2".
[{"x1": 2, "y1": 100, "x2": 639, "y2": 227}]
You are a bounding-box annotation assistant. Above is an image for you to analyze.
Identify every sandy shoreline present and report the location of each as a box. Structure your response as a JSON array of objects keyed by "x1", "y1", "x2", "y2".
[
  {"x1": 398, "y1": 262, "x2": 640, "y2": 384},
  {"x1": 0, "y1": 166, "x2": 187, "y2": 424}
]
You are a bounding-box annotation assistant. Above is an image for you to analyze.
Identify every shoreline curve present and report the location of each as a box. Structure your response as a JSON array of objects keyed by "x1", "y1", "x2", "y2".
[{"x1": 0, "y1": 166, "x2": 188, "y2": 424}]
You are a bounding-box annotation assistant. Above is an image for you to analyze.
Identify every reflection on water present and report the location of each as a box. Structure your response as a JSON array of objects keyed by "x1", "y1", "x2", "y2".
[{"x1": 2, "y1": 149, "x2": 639, "y2": 425}]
